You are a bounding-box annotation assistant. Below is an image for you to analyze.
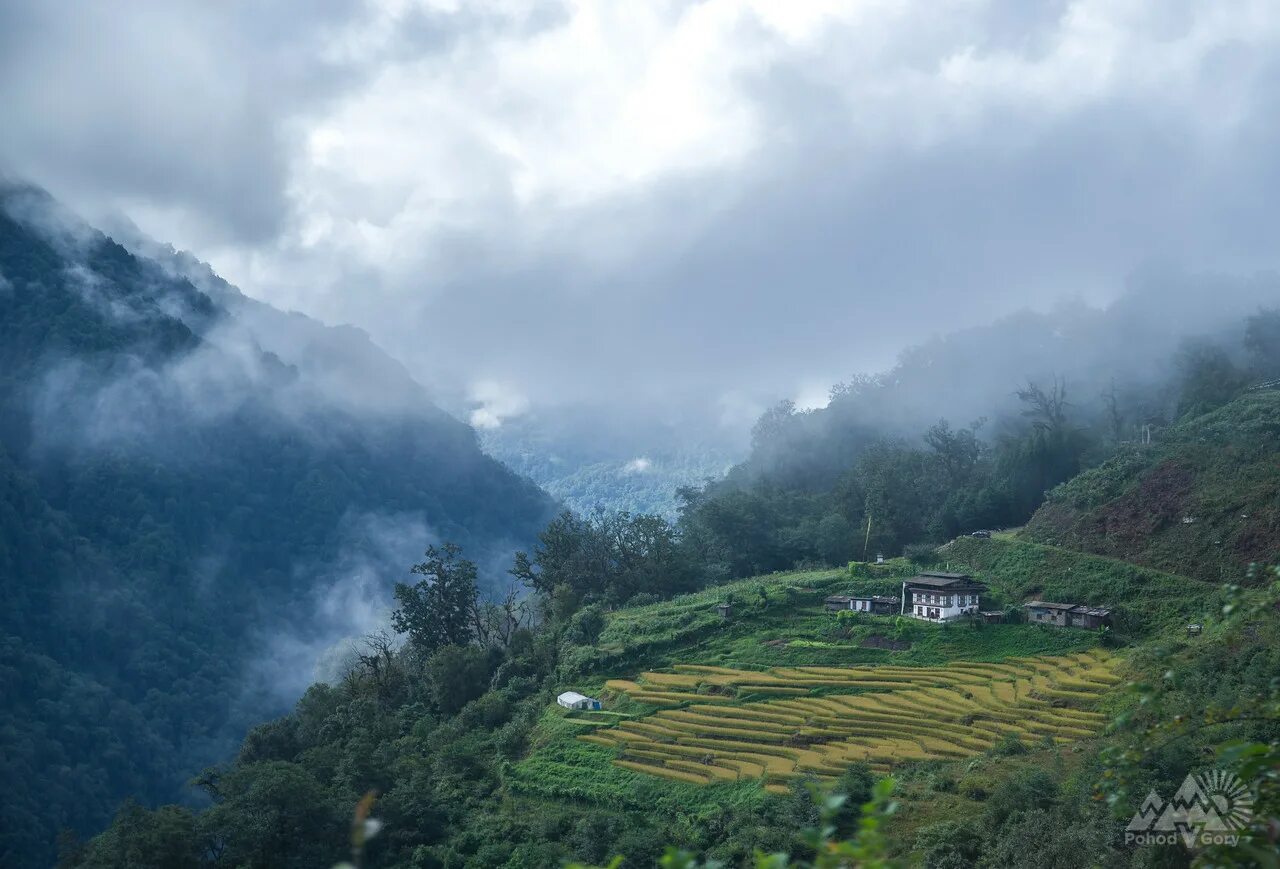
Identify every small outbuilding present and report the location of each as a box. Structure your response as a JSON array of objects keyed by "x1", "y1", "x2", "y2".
[
  {"x1": 557, "y1": 691, "x2": 602, "y2": 711},
  {"x1": 1070, "y1": 606, "x2": 1113, "y2": 630},
  {"x1": 1024, "y1": 601, "x2": 1113, "y2": 629},
  {"x1": 978, "y1": 610, "x2": 1005, "y2": 624},
  {"x1": 715, "y1": 603, "x2": 733, "y2": 619},
  {"x1": 1025, "y1": 601, "x2": 1078, "y2": 627},
  {"x1": 824, "y1": 594, "x2": 898, "y2": 614}
]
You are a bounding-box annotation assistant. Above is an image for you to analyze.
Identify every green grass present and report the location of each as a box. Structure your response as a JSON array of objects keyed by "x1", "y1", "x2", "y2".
[
  {"x1": 510, "y1": 705, "x2": 771, "y2": 812},
  {"x1": 946, "y1": 535, "x2": 1229, "y2": 636},
  {"x1": 1021, "y1": 391, "x2": 1280, "y2": 581},
  {"x1": 527, "y1": 538, "x2": 1247, "y2": 843}
]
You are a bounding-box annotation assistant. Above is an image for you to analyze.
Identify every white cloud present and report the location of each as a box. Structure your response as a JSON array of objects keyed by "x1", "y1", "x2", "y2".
[
  {"x1": 468, "y1": 379, "x2": 531, "y2": 429},
  {"x1": 622, "y1": 456, "x2": 653, "y2": 474}
]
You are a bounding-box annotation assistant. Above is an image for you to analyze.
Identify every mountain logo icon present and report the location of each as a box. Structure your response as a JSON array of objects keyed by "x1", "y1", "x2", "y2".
[
  {"x1": 1129, "y1": 769, "x2": 1253, "y2": 848},
  {"x1": 1126, "y1": 790, "x2": 1165, "y2": 831}
]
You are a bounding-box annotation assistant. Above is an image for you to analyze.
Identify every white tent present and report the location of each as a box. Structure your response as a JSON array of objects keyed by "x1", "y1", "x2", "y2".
[{"x1": 557, "y1": 691, "x2": 601, "y2": 710}]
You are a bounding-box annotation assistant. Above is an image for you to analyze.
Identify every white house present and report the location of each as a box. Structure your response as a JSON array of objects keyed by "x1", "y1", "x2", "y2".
[
  {"x1": 557, "y1": 691, "x2": 601, "y2": 710},
  {"x1": 901, "y1": 572, "x2": 986, "y2": 622}
]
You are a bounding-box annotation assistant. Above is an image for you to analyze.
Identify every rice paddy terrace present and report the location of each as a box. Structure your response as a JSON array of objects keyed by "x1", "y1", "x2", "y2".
[{"x1": 577, "y1": 650, "x2": 1120, "y2": 792}]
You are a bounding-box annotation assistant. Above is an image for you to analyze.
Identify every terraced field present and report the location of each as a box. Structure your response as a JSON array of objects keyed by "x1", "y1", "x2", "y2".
[{"x1": 579, "y1": 650, "x2": 1120, "y2": 792}]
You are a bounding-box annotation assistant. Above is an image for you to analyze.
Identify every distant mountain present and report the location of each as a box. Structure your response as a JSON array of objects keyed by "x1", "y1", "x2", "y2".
[
  {"x1": 0, "y1": 183, "x2": 558, "y2": 868},
  {"x1": 722, "y1": 281, "x2": 1278, "y2": 495},
  {"x1": 478, "y1": 407, "x2": 736, "y2": 519},
  {"x1": 1022, "y1": 390, "x2": 1280, "y2": 583}
]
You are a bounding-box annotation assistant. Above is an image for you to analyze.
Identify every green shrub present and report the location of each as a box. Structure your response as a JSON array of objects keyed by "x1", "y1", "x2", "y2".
[
  {"x1": 988, "y1": 733, "x2": 1028, "y2": 757},
  {"x1": 904, "y1": 543, "x2": 941, "y2": 566},
  {"x1": 984, "y1": 768, "x2": 1059, "y2": 830}
]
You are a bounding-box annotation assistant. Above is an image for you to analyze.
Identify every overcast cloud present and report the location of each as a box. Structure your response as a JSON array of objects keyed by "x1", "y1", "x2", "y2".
[{"x1": 4, "y1": 0, "x2": 1280, "y2": 435}]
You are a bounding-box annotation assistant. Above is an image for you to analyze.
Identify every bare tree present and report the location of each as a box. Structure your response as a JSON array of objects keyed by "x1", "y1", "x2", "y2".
[
  {"x1": 471, "y1": 582, "x2": 530, "y2": 647},
  {"x1": 1016, "y1": 377, "x2": 1070, "y2": 432},
  {"x1": 1101, "y1": 378, "x2": 1124, "y2": 444}
]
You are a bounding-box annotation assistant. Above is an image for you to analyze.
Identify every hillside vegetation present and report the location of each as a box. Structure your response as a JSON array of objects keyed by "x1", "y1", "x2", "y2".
[
  {"x1": 60, "y1": 521, "x2": 1280, "y2": 868},
  {"x1": 1023, "y1": 391, "x2": 1280, "y2": 582},
  {"x1": 0, "y1": 185, "x2": 557, "y2": 869}
]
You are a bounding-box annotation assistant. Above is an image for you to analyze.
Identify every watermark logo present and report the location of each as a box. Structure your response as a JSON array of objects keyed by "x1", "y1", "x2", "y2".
[{"x1": 1126, "y1": 769, "x2": 1253, "y2": 848}]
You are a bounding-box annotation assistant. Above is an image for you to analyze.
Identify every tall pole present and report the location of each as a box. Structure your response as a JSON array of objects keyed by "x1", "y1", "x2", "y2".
[{"x1": 863, "y1": 513, "x2": 872, "y2": 562}]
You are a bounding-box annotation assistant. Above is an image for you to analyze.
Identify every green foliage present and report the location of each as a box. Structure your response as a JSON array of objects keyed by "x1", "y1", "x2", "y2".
[
  {"x1": 567, "y1": 603, "x2": 608, "y2": 645},
  {"x1": 913, "y1": 820, "x2": 982, "y2": 869},
  {"x1": 987, "y1": 734, "x2": 1029, "y2": 757},
  {"x1": 391, "y1": 543, "x2": 480, "y2": 654},
  {"x1": 423, "y1": 644, "x2": 497, "y2": 714},
  {"x1": 903, "y1": 543, "x2": 941, "y2": 566},
  {"x1": 681, "y1": 388, "x2": 1096, "y2": 580},
  {"x1": 513, "y1": 509, "x2": 702, "y2": 607},
  {"x1": 570, "y1": 778, "x2": 903, "y2": 869},
  {"x1": 1243, "y1": 307, "x2": 1280, "y2": 379},
  {"x1": 983, "y1": 768, "x2": 1059, "y2": 832},
  {"x1": 1023, "y1": 391, "x2": 1280, "y2": 582},
  {"x1": 1175, "y1": 339, "x2": 1248, "y2": 418},
  {"x1": 0, "y1": 186, "x2": 557, "y2": 868},
  {"x1": 947, "y1": 535, "x2": 1224, "y2": 637},
  {"x1": 1097, "y1": 571, "x2": 1280, "y2": 865}
]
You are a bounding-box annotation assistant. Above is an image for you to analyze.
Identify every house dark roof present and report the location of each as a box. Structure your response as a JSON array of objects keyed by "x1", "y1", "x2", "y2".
[
  {"x1": 1024, "y1": 601, "x2": 1113, "y2": 616},
  {"x1": 1025, "y1": 601, "x2": 1078, "y2": 611},
  {"x1": 1075, "y1": 606, "x2": 1113, "y2": 617},
  {"x1": 907, "y1": 572, "x2": 985, "y2": 589}
]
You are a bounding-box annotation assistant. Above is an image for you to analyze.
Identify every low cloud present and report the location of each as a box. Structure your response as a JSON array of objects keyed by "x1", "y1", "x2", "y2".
[
  {"x1": 622, "y1": 457, "x2": 653, "y2": 474},
  {"x1": 8, "y1": 2, "x2": 1280, "y2": 440},
  {"x1": 244, "y1": 510, "x2": 433, "y2": 704},
  {"x1": 468, "y1": 379, "x2": 531, "y2": 430}
]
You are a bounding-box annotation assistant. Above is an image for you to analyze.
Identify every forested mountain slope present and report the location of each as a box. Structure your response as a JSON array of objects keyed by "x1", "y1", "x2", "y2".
[
  {"x1": 478, "y1": 408, "x2": 735, "y2": 519},
  {"x1": 62, "y1": 543, "x2": 1279, "y2": 867},
  {"x1": 676, "y1": 293, "x2": 1280, "y2": 582},
  {"x1": 1022, "y1": 390, "x2": 1280, "y2": 582},
  {"x1": 0, "y1": 184, "x2": 558, "y2": 868}
]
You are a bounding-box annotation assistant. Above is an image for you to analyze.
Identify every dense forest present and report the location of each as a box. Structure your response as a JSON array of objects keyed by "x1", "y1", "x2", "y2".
[
  {"x1": 677, "y1": 304, "x2": 1280, "y2": 582},
  {"x1": 0, "y1": 185, "x2": 558, "y2": 869},
  {"x1": 478, "y1": 409, "x2": 734, "y2": 520}
]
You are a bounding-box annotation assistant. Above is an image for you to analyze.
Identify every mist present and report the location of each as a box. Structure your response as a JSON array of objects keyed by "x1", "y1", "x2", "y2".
[{"x1": 5, "y1": 1, "x2": 1280, "y2": 452}]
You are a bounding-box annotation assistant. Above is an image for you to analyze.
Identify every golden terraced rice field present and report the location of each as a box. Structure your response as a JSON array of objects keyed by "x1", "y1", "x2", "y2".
[{"x1": 583, "y1": 650, "x2": 1120, "y2": 792}]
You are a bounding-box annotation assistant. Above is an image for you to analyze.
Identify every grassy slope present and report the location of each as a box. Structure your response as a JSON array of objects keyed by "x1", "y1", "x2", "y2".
[
  {"x1": 509, "y1": 544, "x2": 1229, "y2": 858},
  {"x1": 944, "y1": 535, "x2": 1229, "y2": 635},
  {"x1": 1021, "y1": 391, "x2": 1280, "y2": 582}
]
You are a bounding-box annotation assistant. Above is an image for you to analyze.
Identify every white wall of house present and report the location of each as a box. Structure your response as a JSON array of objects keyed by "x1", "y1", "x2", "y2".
[{"x1": 907, "y1": 590, "x2": 980, "y2": 622}]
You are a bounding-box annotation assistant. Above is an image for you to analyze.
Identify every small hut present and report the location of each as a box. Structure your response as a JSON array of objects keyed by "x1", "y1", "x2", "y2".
[{"x1": 557, "y1": 691, "x2": 601, "y2": 711}]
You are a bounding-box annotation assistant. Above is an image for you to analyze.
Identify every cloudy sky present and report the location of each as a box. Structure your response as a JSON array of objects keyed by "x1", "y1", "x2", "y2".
[{"x1": 4, "y1": 0, "x2": 1280, "y2": 435}]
